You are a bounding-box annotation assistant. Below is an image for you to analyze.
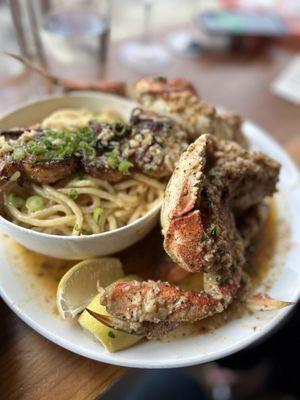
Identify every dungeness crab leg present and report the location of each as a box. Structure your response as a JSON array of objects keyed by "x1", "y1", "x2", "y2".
[
  {"x1": 91, "y1": 135, "x2": 290, "y2": 338},
  {"x1": 131, "y1": 77, "x2": 248, "y2": 147}
]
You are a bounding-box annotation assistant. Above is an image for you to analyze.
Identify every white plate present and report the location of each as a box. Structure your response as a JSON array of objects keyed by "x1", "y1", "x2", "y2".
[{"x1": 0, "y1": 119, "x2": 300, "y2": 369}]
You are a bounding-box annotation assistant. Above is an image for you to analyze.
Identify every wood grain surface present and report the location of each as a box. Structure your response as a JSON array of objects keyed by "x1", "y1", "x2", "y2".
[
  {"x1": 0, "y1": 39, "x2": 300, "y2": 400},
  {"x1": 0, "y1": 299, "x2": 124, "y2": 400}
]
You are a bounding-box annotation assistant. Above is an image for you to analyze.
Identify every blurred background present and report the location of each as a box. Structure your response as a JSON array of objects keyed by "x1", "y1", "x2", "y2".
[
  {"x1": 0, "y1": 1, "x2": 299, "y2": 399},
  {"x1": 2, "y1": 0, "x2": 300, "y2": 118}
]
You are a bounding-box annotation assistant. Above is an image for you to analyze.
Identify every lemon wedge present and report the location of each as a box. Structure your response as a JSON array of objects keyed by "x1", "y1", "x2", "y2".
[
  {"x1": 78, "y1": 275, "x2": 142, "y2": 352},
  {"x1": 57, "y1": 258, "x2": 124, "y2": 319}
]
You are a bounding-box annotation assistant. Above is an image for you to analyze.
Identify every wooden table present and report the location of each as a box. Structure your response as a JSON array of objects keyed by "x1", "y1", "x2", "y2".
[{"x1": 1, "y1": 40, "x2": 300, "y2": 400}]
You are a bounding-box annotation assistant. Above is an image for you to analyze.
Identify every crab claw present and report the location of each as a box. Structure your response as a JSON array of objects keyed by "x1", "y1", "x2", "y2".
[
  {"x1": 246, "y1": 294, "x2": 294, "y2": 312},
  {"x1": 90, "y1": 134, "x2": 283, "y2": 339},
  {"x1": 161, "y1": 134, "x2": 280, "y2": 274},
  {"x1": 86, "y1": 308, "x2": 179, "y2": 339},
  {"x1": 86, "y1": 308, "x2": 144, "y2": 335},
  {"x1": 131, "y1": 77, "x2": 247, "y2": 146},
  {"x1": 130, "y1": 76, "x2": 198, "y2": 99}
]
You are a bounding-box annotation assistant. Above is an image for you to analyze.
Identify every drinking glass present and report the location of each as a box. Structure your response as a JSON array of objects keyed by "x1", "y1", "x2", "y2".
[
  {"x1": 1, "y1": 0, "x2": 45, "y2": 112},
  {"x1": 119, "y1": 0, "x2": 171, "y2": 73},
  {"x1": 35, "y1": 0, "x2": 111, "y2": 81},
  {"x1": 166, "y1": 0, "x2": 202, "y2": 58}
]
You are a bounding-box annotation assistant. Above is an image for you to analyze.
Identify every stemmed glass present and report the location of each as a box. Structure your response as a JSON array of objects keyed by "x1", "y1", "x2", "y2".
[
  {"x1": 119, "y1": 0, "x2": 171, "y2": 73},
  {"x1": 166, "y1": 0, "x2": 202, "y2": 58},
  {"x1": 35, "y1": 0, "x2": 112, "y2": 81}
]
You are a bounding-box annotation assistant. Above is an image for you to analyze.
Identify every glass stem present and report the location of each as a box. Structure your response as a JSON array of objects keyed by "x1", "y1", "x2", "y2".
[{"x1": 142, "y1": 0, "x2": 153, "y2": 44}]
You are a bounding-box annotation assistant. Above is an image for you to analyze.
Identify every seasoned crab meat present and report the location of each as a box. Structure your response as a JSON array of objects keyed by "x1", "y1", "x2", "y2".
[
  {"x1": 130, "y1": 76, "x2": 197, "y2": 98},
  {"x1": 161, "y1": 134, "x2": 280, "y2": 273},
  {"x1": 129, "y1": 108, "x2": 188, "y2": 178},
  {"x1": 96, "y1": 134, "x2": 283, "y2": 338},
  {"x1": 132, "y1": 76, "x2": 247, "y2": 147}
]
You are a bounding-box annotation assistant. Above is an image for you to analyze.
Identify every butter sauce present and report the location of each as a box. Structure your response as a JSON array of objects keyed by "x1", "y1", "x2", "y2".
[
  {"x1": 2, "y1": 199, "x2": 287, "y2": 339},
  {"x1": 162, "y1": 199, "x2": 289, "y2": 341}
]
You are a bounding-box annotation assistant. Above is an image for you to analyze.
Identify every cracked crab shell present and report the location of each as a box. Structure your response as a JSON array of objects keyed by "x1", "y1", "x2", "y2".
[{"x1": 161, "y1": 134, "x2": 211, "y2": 272}]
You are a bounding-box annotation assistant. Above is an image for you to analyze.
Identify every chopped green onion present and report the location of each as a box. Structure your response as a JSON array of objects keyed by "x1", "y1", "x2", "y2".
[
  {"x1": 27, "y1": 140, "x2": 46, "y2": 155},
  {"x1": 40, "y1": 136, "x2": 53, "y2": 148},
  {"x1": 108, "y1": 330, "x2": 116, "y2": 338},
  {"x1": 118, "y1": 160, "x2": 133, "y2": 175},
  {"x1": 26, "y1": 140, "x2": 37, "y2": 152},
  {"x1": 73, "y1": 223, "x2": 82, "y2": 235},
  {"x1": 8, "y1": 193, "x2": 25, "y2": 208},
  {"x1": 111, "y1": 122, "x2": 129, "y2": 136},
  {"x1": 68, "y1": 188, "x2": 78, "y2": 200},
  {"x1": 24, "y1": 126, "x2": 98, "y2": 163},
  {"x1": 13, "y1": 147, "x2": 25, "y2": 160},
  {"x1": 92, "y1": 207, "x2": 103, "y2": 223},
  {"x1": 106, "y1": 151, "x2": 119, "y2": 168},
  {"x1": 210, "y1": 225, "x2": 221, "y2": 237},
  {"x1": 78, "y1": 141, "x2": 96, "y2": 160},
  {"x1": 25, "y1": 195, "x2": 45, "y2": 212}
]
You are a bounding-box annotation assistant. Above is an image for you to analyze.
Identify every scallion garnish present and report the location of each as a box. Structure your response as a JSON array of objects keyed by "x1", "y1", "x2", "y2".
[
  {"x1": 92, "y1": 207, "x2": 103, "y2": 223},
  {"x1": 8, "y1": 193, "x2": 25, "y2": 208},
  {"x1": 68, "y1": 189, "x2": 78, "y2": 200},
  {"x1": 25, "y1": 195, "x2": 45, "y2": 212},
  {"x1": 13, "y1": 147, "x2": 25, "y2": 160},
  {"x1": 106, "y1": 150, "x2": 120, "y2": 168},
  {"x1": 118, "y1": 160, "x2": 133, "y2": 175},
  {"x1": 73, "y1": 223, "x2": 82, "y2": 235},
  {"x1": 22, "y1": 126, "x2": 98, "y2": 163},
  {"x1": 210, "y1": 225, "x2": 221, "y2": 237}
]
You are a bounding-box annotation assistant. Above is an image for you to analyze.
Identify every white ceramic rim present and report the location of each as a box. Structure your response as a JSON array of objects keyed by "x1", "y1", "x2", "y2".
[
  {"x1": 0, "y1": 202, "x2": 161, "y2": 241},
  {"x1": 0, "y1": 289, "x2": 294, "y2": 369},
  {"x1": 0, "y1": 91, "x2": 137, "y2": 119}
]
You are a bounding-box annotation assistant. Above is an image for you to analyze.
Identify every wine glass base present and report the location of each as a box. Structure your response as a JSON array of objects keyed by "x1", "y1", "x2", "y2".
[
  {"x1": 166, "y1": 31, "x2": 202, "y2": 58},
  {"x1": 119, "y1": 40, "x2": 171, "y2": 74}
]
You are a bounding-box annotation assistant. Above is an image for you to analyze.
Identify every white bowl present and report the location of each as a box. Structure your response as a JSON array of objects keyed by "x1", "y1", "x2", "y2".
[{"x1": 0, "y1": 93, "x2": 161, "y2": 259}]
